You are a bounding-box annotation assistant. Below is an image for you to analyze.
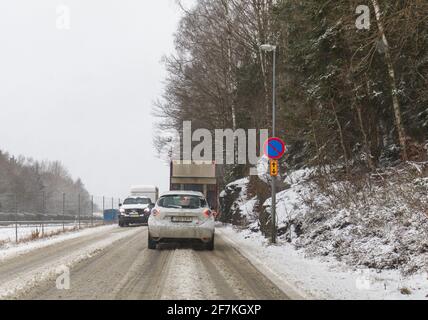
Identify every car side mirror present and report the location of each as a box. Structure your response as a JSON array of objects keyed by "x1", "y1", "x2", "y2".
[{"x1": 119, "y1": 203, "x2": 122, "y2": 207}]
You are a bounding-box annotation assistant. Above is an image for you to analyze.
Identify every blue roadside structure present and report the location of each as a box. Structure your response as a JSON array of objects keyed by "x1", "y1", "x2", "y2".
[{"x1": 103, "y1": 209, "x2": 119, "y2": 223}]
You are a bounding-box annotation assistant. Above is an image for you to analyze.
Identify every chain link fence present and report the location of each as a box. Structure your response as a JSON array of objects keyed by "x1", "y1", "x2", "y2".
[{"x1": 0, "y1": 192, "x2": 121, "y2": 244}]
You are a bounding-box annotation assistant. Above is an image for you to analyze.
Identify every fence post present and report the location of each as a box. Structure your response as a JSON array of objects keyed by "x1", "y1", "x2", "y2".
[
  {"x1": 15, "y1": 194, "x2": 18, "y2": 243},
  {"x1": 78, "y1": 193, "x2": 81, "y2": 229},
  {"x1": 118, "y1": 198, "x2": 121, "y2": 224},
  {"x1": 62, "y1": 193, "x2": 65, "y2": 232},
  {"x1": 91, "y1": 195, "x2": 94, "y2": 227},
  {"x1": 42, "y1": 191, "x2": 45, "y2": 237},
  {"x1": 102, "y1": 196, "x2": 105, "y2": 225}
]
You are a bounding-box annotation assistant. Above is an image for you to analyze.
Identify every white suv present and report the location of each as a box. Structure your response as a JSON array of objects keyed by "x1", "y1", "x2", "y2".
[{"x1": 148, "y1": 191, "x2": 215, "y2": 250}]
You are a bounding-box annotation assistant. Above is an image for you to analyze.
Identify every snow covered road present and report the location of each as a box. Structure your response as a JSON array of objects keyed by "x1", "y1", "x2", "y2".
[
  {"x1": 2, "y1": 225, "x2": 290, "y2": 300},
  {"x1": 0, "y1": 225, "x2": 140, "y2": 298}
]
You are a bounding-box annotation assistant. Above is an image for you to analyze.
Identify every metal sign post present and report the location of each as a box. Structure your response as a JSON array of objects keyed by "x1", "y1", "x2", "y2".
[{"x1": 264, "y1": 137, "x2": 287, "y2": 244}]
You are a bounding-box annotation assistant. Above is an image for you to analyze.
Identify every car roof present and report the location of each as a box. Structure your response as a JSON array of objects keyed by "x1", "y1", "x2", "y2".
[
  {"x1": 130, "y1": 185, "x2": 158, "y2": 191},
  {"x1": 160, "y1": 191, "x2": 205, "y2": 197}
]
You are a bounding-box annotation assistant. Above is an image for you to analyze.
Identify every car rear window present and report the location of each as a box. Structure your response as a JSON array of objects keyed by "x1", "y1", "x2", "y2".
[{"x1": 158, "y1": 195, "x2": 207, "y2": 209}]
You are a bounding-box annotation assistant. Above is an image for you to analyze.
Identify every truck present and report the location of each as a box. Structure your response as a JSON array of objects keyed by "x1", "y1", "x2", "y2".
[
  {"x1": 129, "y1": 185, "x2": 159, "y2": 203},
  {"x1": 169, "y1": 160, "x2": 219, "y2": 212}
]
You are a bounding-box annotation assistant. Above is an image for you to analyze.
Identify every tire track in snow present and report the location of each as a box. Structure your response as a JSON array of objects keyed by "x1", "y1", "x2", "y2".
[{"x1": 160, "y1": 249, "x2": 219, "y2": 300}]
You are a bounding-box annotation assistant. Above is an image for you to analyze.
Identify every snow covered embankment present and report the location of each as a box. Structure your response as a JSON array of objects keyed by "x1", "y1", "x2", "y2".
[{"x1": 220, "y1": 163, "x2": 428, "y2": 299}]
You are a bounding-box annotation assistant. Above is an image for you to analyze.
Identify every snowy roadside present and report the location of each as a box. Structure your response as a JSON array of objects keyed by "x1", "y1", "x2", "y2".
[
  {"x1": 218, "y1": 224, "x2": 428, "y2": 300},
  {"x1": 0, "y1": 224, "x2": 80, "y2": 243},
  {"x1": 0, "y1": 225, "x2": 141, "y2": 299},
  {"x1": 0, "y1": 224, "x2": 116, "y2": 263}
]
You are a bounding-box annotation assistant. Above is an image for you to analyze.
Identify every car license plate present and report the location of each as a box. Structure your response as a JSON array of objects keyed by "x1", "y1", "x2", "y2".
[{"x1": 171, "y1": 216, "x2": 193, "y2": 223}]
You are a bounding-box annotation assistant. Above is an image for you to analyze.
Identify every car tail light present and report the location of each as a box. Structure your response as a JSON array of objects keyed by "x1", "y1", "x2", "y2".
[
  {"x1": 203, "y1": 209, "x2": 212, "y2": 218},
  {"x1": 152, "y1": 208, "x2": 160, "y2": 217}
]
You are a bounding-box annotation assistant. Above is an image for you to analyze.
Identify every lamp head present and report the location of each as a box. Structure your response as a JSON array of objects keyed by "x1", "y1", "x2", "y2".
[{"x1": 260, "y1": 44, "x2": 276, "y2": 52}]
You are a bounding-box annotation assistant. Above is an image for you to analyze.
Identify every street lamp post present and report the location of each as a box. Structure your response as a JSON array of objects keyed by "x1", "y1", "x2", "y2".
[{"x1": 261, "y1": 44, "x2": 277, "y2": 244}]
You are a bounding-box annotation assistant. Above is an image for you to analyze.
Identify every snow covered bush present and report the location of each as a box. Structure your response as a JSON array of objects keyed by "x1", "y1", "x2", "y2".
[{"x1": 223, "y1": 162, "x2": 428, "y2": 275}]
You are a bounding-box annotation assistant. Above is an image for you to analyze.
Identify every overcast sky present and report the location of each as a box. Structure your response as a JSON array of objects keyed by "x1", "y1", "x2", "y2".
[{"x1": 0, "y1": 0, "x2": 194, "y2": 199}]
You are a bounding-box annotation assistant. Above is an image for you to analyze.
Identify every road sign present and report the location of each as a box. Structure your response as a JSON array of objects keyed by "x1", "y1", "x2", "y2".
[
  {"x1": 270, "y1": 160, "x2": 279, "y2": 177},
  {"x1": 264, "y1": 137, "x2": 286, "y2": 160}
]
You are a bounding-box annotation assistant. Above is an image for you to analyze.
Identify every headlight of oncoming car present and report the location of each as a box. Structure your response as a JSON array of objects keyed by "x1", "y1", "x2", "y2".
[{"x1": 119, "y1": 208, "x2": 125, "y2": 215}]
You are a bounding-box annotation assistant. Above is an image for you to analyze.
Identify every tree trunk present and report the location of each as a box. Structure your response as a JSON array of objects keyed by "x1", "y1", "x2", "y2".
[
  {"x1": 253, "y1": 0, "x2": 273, "y2": 127},
  {"x1": 356, "y1": 103, "x2": 375, "y2": 170},
  {"x1": 371, "y1": 0, "x2": 408, "y2": 161},
  {"x1": 252, "y1": 0, "x2": 271, "y2": 124},
  {"x1": 331, "y1": 101, "x2": 350, "y2": 175},
  {"x1": 309, "y1": 108, "x2": 321, "y2": 166},
  {"x1": 222, "y1": 0, "x2": 237, "y2": 131}
]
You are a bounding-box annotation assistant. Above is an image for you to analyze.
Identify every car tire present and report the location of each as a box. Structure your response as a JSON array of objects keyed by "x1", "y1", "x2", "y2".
[
  {"x1": 119, "y1": 221, "x2": 123, "y2": 227},
  {"x1": 205, "y1": 235, "x2": 215, "y2": 251},
  {"x1": 148, "y1": 233, "x2": 157, "y2": 250}
]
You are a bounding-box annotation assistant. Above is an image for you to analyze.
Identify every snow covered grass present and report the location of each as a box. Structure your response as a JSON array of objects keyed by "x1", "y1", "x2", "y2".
[
  {"x1": 219, "y1": 225, "x2": 428, "y2": 300},
  {"x1": 0, "y1": 224, "x2": 79, "y2": 244}
]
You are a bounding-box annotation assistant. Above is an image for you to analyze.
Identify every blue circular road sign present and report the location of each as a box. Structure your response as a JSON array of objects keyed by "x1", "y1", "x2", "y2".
[{"x1": 264, "y1": 138, "x2": 286, "y2": 160}]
